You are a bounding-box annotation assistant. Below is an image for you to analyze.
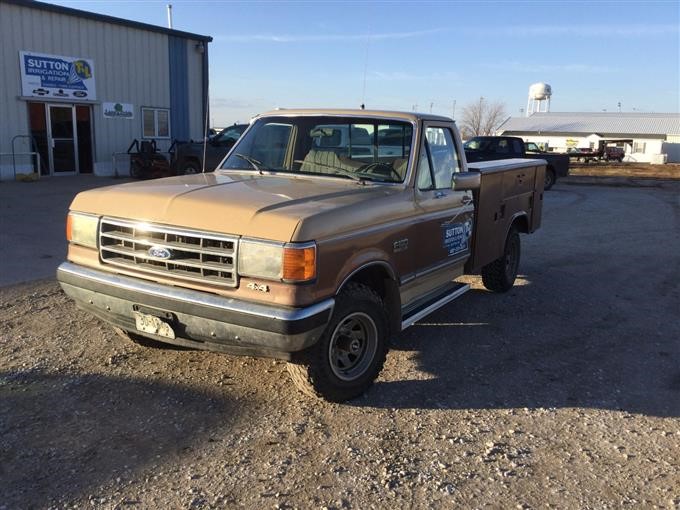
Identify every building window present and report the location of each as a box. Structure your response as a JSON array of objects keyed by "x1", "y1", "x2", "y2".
[
  {"x1": 633, "y1": 141, "x2": 646, "y2": 153},
  {"x1": 141, "y1": 107, "x2": 170, "y2": 138}
]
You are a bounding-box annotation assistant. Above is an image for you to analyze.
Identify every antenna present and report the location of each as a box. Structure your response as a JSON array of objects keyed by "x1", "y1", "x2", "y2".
[
  {"x1": 202, "y1": 89, "x2": 209, "y2": 173},
  {"x1": 361, "y1": 24, "x2": 371, "y2": 109}
]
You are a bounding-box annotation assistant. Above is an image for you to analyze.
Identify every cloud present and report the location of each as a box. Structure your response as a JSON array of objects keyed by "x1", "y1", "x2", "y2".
[
  {"x1": 213, "y1": 28, "x2": 445, "y2": 43},
  {"x1": 468, "y1": 24, "x2": 679, "y2": 38},
  {"x1": 484, "y1": 61, "x2": 620, "y2": 74}
]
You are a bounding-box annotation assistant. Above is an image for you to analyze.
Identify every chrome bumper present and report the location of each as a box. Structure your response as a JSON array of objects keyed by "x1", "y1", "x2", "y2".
[{"x1": 57, "y1": 262, "x2": 334, "y2": 360}]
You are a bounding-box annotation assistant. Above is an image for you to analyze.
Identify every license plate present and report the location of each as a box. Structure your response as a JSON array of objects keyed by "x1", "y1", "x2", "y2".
[{"x1": 133, "y1": 312, "x2": 176, "y2": 339}]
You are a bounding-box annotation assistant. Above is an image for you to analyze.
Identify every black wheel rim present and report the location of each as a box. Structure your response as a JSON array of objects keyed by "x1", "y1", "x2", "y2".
[{"x1": 328, "y1": 312, "x2": 378, "y2": 382}]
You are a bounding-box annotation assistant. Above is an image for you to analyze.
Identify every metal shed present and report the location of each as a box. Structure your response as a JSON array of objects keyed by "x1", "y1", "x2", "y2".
[
  {"x1": 0, "y1": 0, "x2": 212, "y2": 179},
  {"x1": 496, "y1": 112, "x2": 680, "y2": 163}
]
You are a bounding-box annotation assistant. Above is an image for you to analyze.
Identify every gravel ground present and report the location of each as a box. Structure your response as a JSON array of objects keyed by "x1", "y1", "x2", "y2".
[{"x1": 1, "y1": 182, "x2": 679, "y2": 509}]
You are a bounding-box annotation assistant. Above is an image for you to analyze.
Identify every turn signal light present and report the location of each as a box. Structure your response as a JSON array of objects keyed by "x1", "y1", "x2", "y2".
[
  {"x1": 282, "y1": 246, "x2": 316, "y2": 282},
  {"x1": 66, "y1": 213, "x2": 73, "y2": 241}
]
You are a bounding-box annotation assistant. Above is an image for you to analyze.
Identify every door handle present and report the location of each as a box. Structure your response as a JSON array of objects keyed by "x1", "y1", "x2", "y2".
[
  {"x1": 461, "y1": 195, "x2": 473, "y2": 205},
  {"x1": 434, "y1": 191, "x2": 446, "y2": 199}
]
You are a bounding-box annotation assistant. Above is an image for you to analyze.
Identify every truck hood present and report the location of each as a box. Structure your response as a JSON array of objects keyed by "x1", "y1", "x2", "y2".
[{"x1": 70, "y1": 172, "x2": 406, "y2": 242}]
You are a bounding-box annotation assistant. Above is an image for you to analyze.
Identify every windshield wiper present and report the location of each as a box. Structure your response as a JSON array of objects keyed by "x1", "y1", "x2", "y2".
[{"x1": 234, "y1": 153, "x2": 265, "y2": 175}]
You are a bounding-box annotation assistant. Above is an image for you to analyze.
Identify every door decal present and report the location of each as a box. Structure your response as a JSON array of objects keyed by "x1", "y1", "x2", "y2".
[{"x1": 441, "y1": 220, "x2": 472, "y2": 256}]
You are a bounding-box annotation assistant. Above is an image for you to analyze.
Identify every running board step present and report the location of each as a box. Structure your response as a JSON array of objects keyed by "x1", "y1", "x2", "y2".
[{"x1": 401, "y1": 282, "x2": 470, "y2": 330}]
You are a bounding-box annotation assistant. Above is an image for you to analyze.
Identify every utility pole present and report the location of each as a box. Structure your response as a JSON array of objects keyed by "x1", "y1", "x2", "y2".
[
  {"x1": 452, "y1": 100, "x2": 456, "y2": 120},
  {"x1": 429, "y1": 102, "x2": 434, "y2": 113}
]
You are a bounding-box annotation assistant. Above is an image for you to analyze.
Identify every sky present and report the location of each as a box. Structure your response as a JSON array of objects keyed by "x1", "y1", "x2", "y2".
[{"x1": 50, "y1": 0, "x2": 680, "y2": 126}]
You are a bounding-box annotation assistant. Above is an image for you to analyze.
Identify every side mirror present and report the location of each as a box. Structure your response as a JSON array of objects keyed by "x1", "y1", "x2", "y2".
[{"x1": 452, "y1": 171, "x2": 480, "y2": 191}]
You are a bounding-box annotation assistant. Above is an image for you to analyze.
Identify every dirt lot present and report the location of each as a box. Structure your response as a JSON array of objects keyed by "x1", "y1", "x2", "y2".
[{"x1": 1, "y1": 182, "x2": 679, "y2": 509}]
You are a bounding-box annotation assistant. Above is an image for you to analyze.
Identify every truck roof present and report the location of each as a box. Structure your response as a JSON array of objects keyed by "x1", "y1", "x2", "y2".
[{"x1": 255, "y1": 108, "x2": 453, "y2": 123}]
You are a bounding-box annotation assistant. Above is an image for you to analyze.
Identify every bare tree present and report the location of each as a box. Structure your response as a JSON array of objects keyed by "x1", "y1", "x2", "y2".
[{"x1": 458, "y1": 97, "x2": 507, "y2": 139}]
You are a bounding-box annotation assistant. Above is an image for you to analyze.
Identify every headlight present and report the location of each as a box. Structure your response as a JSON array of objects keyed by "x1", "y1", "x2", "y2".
[
  {"x1": 238, "y1": 239, "x2": 316, "y2": 282},
  {"x1": 66, "y1": 212, "x2": 99, "y2": 248}
]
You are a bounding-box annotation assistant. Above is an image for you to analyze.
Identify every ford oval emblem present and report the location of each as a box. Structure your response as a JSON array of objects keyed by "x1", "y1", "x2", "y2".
[{"x1": 147, "y1": 246, "x2": 173, "y2": 260}]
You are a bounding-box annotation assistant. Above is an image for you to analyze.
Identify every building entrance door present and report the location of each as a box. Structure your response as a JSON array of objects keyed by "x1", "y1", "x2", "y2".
[{"x1": 47, "y1": 104, "x2": 78, "y2": 174}]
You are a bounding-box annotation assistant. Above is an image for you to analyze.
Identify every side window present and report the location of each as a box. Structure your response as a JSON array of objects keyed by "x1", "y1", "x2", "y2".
[
  {"x1": 423, "y1": 127, "x2": 460, "y2": 190},
  {"x1": 497, "y1": 139, "x2": 509, "y2": 154},
  {"x1": 416, "y1": 149, "x2": 433, "y2": 190},
  {"x1": 141, "y1": 107, "x2": 171, "y2": 139},
  {"x1": 512, "y1": 139, "x2": 523, "y2": 153}
]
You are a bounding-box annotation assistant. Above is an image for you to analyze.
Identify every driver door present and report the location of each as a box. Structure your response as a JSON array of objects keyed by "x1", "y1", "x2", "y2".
[{"x1": 402, "y1": 123, "x2": 474, "y2": 306}]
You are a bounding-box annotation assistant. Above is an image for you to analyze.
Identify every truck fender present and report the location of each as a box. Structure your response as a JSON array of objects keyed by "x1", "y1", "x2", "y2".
[
  {"x1": 335, "y1": 259, "x2": 396, "y2": 295},
  {"x1": 335, "y1": 257, "x2": 401, "y2": 335},
  {"x1": 507, "y1": 212, "x2": 529, "y2": 238}
]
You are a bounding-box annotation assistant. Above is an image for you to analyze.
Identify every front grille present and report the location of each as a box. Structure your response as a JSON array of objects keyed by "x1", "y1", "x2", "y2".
[{"x1": 99, "y1": 218, "x2": 238, "y2": 287}]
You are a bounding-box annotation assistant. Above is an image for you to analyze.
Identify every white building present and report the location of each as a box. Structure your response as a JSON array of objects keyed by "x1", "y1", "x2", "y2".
[
  {"x1": 496, "y1": 112, "x2": 680, "y2": 163},
  {"x1": 0, "y1": 0, "x2": 211, "y2": 180}
]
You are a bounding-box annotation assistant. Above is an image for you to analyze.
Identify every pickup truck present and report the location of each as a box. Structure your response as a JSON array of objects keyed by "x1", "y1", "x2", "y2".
[
  {"x1": 464, "y1": 135, "x2": 569, "y2": 190},
  {"x1": 57, "y1": 109, "x2": 545, "y2": 402},
  {"x1": 567, "y1": 144, "x2": 625, "y2": 163},
  {"x1": 171, "y1": 124, "x2": 248, "y2": 175}
]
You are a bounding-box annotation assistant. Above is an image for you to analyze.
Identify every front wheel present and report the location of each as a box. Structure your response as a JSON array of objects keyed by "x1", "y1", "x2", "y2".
[
  {"x1": 481, "y1": 227, "x2": 521, "y2": 293},
  {"x1": 180, "y1": 160, "x2": 201, "y2": 175},
  {"x1": 287, "y1": 283, "x2": 389, "y2": 402}
]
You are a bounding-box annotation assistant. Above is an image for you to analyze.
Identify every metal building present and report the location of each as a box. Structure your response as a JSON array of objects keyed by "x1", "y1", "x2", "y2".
[
  {"x1": 0, "y1": 0, "x2": 211, "y2": 180},
  {"x1": 496, "y1": 112, "x2": 680, "y2": 163}
]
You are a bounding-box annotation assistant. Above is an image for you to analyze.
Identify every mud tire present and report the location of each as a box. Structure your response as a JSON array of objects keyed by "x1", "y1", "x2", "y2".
[
  {"x1": 481, "y1": 227, "x2": 521, "y2": 293},
  {"x1": 544, "y1": 168, "x2": 556, "y2": 190},
  {"x1": 287, "y1": 283, "x2": 389, "y2": 402}
]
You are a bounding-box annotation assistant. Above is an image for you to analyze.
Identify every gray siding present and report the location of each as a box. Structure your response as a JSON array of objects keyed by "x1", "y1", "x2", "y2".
[
  {"x1": 0, "y1": 1, "x2": 207, "y2": 178},
  {"x1": 186, "y1": 39, "x2": 206, "y2": 140},
  {"x1": 168, "y1": 36, "x2": 189, "y2": 141}
]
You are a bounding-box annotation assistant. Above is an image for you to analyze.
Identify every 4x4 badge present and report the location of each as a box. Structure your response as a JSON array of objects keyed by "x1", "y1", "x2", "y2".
[{"x1": 247, "y1": 282, "x2": 270, "y2": 293}]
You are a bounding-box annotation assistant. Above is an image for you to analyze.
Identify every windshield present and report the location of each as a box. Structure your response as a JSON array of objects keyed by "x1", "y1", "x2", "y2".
[
  {"x1": 213, "y1": 124, "x2": 246, "y2": 144},
  {"x1": 220, "y1": 116, "x2": 414, "y2": 183}
]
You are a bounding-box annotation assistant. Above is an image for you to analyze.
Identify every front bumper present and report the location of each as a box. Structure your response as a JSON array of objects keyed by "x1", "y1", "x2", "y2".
[{"x1": 57, "y1": 262, "x2": 334, "y2": 360}]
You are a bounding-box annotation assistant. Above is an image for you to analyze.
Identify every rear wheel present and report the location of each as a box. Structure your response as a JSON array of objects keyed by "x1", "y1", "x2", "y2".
[
  {"x1": 544, "y1": 168, "x2": 556, "y2": 190},
  {"x1": 481, "y1": 227, "x2": 520, "y2": 293},
  {"x1": 287, "y1": 283, "x2": 389, "y2": 402},
  {"x1": 129, "y1": 161, "x2": 143, "y2": 179}
]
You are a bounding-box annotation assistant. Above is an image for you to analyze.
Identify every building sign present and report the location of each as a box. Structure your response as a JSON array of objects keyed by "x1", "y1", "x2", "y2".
[
  {"x1": 103, "y1": 102, "x2": 134, "y2": 119},
  {"x1": 19, "y1": 51, "x2": 96, "y2": 100}
]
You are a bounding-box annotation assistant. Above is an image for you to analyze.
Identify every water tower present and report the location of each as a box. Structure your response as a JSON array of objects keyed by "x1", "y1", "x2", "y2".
[{"x1": 526, "y1": 82, "x2": 552, "y2": 116}]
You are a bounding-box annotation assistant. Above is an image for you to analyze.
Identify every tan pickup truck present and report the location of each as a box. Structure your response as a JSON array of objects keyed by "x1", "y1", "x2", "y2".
[{"x1": 57, "y1": 109, "x2": 544, "y2": 402}]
